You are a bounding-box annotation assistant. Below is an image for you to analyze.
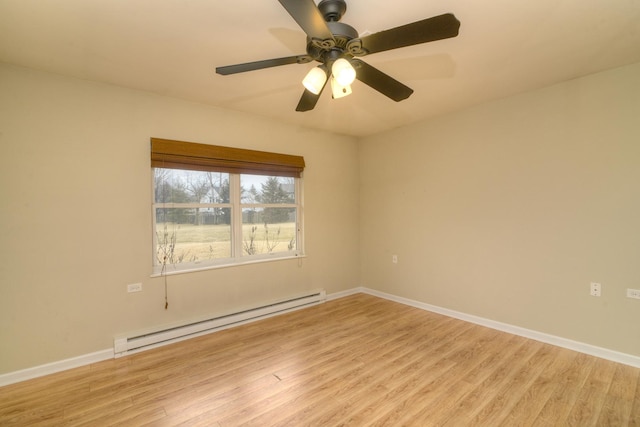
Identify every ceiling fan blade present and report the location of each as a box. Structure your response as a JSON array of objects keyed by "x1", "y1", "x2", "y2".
[
  {"x1": 216, "y1": 55, "x2": 311, "y2": 75},
  {"x1": 351, "y1": 13, "x2": 460, "y2": 56},
  {"x1": 352, "y1": 59, "x2": 413, "y2": 102},
  {"x1": 278, "y1": 0, "x2": 335, "y2": 43},
  {"x1": 296, "y1": 89, "x2": 322, "y2": 112}
]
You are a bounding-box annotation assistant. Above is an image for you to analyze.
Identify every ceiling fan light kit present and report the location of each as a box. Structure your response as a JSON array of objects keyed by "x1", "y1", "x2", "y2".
[
  {"x1": 330, "y1": 77, "x2": 352, "y2": 99},
  {"x1": 331, "y1": 58, "x2": 356, "y2": 86},
  {"x1": 302, "y1": 66, "x2": 328, "y2": 95},
  {"x1": 216, "y1": 0, "x2": 460, "y2": 111}
]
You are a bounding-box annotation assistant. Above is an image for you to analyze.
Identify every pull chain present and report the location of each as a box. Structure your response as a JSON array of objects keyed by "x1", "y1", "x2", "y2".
[{"x1": 162, "y1": 255, "x2": 169, "y2": 310}]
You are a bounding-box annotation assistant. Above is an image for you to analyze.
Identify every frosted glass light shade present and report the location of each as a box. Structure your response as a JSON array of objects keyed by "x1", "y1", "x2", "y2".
[
  {"x1": 331, "y1": 76, "x2": 352, "y2": 99},
  {"x1": 302, "y1": 67, "x2": 327, "y2": 95},
  {"x1": 332, "y1": 58, "x2": 356, "y2": 86}
]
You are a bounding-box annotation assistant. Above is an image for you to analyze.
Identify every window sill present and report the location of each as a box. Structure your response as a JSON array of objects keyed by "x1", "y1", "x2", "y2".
[{"x1": 150, "y1": 253, "x2": 306, "y2": 277}]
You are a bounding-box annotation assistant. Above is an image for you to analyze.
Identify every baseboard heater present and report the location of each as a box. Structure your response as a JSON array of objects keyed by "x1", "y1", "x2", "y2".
[{"x1": 114, "y1": 289, "x2": 326, "y2": 358}]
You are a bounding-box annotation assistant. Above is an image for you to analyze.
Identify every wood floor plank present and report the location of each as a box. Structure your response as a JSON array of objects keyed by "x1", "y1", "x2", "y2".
[
  {"x1": 597, "y1": 363, "x2": 640, "y2": 425},
  {"x1": 423, "y1": 332, "x2": 527, "y2": 425},
  {"x1": 631, "y1": 374, "x2": 640, "y2": 427},
  {"x1": 532, "y1": 352, "x2": 596, "y2": 425},
  {"x1": 497, "y1": 346, "x2": 576, "y2": 426},
  {"x1": 599, "y1": 394, "x2": 634, "y2": 427},
  {"x1": 1, "y1": 293, "x2": 639, "y2": 426},
  {"x1": 565, "y1": 357, "x2": 618, "y2": 425},
  {"x1": 467, "y1": 342, "x2": 557, "y2": 425}
]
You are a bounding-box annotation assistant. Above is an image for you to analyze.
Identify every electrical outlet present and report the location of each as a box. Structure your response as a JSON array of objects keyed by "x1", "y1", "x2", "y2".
[
  {"x1": 590, "y1": 282, "x2": 601, "y2": 297},
  {"x1": 392, "y1": 255, "x2": 398, "y2": 264},
  {"x1": 627, "y1": 288, "x2": 640, "y2": 299},
  {"x1": 127, "y1": 283, "x2": 142, "y2": 293}
]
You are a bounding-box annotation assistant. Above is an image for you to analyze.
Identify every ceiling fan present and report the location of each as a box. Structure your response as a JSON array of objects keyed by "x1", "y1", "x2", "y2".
[{"x1": 215, "y1": 0, "x2": 460, "y2": 112}]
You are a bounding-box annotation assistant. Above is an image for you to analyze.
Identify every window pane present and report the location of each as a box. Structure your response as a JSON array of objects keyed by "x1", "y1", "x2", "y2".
[
  {"x1": 155, "y1": 208, "x2": 231, "y2": 266},
  {"x1": 241, "y1": 208, "x2": 297, "y2": 255},
  {"x1": 155, "y1": 168, "x2": 230, "y2": 204},
  {"x1": 241, "y1": 175, "x2": 295, "y2": 204},
  {"x1": 152, "y1": 166, "x2": 302, "y2": 273}
]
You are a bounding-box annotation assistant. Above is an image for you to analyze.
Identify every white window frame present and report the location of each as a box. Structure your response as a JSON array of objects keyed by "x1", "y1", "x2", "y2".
[{"x1": 152, "y1": 169, "x2": 304, "y2": 276}]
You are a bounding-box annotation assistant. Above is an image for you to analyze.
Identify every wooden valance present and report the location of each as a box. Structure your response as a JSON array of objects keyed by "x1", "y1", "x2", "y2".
[{"x1": 151, "y1": 138, "x2": 305, "y2": 178}]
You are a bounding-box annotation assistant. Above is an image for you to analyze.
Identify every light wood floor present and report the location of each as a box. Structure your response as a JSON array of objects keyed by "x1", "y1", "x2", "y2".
[{"x1": 1, "y1": 293, "x2": 639, "y2": 426}]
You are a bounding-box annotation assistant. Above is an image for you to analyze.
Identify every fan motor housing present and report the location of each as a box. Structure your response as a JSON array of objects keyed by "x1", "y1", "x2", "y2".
[{"x1": 306, "y1": 21, "x2": 358, "y2": 62}]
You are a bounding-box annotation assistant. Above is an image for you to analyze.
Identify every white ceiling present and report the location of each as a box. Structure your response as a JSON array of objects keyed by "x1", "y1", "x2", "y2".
[{"x1": 1, "y1": 0, "x2": 639, "y2": 137}]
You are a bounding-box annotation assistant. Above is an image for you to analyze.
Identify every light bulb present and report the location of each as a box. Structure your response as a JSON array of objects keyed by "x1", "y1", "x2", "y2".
[
  {"x1": 302, "y1": 67, "x2": 327, "y2": 95},
  {"x1": 332, "y1": 58, "x2": 356, "y2": 86}
]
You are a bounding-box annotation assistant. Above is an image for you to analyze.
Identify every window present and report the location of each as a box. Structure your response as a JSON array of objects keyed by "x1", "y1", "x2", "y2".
[{"x1": 151, "y1": 138, "x2": 304, "y2": 274}]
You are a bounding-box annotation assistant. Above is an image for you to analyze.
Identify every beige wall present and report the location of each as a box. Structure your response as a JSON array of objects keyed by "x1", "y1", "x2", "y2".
[
  {"x1": 0, "y1": 63, "x2": 360, "y2": 374},
  {"x1": 2, "y1": 60, "x2": 639, "y2": 375},
  {"x1": 360, "y1": 62, "x2": 640, "y2": 356}
]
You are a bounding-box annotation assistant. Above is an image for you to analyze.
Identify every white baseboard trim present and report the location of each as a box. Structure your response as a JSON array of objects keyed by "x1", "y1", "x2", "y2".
[
  {"x1": 2, "y1": 289, "x2": 333, "y2": 387},
  {"x1": 4, "y1": 286, "x2": 637, "y2": 387},
  {"x1": 358, "y1": 287, "x2": 640, "y2": 369},
  {"x1": 0, "y1": 349, "x2": 114, "y2": 387},
  {"x1": 326, "y1": 287, "x2": 365, "y2": 301}
]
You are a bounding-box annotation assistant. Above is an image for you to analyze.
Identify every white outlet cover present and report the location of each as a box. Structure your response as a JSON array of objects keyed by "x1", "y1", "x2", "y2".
[
  {"x1": 627, "y1": 288, "x2": 640, "y2": 299},
  {"x1": 127, "y1": 283, "x2": 143, "y2": 293}
]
